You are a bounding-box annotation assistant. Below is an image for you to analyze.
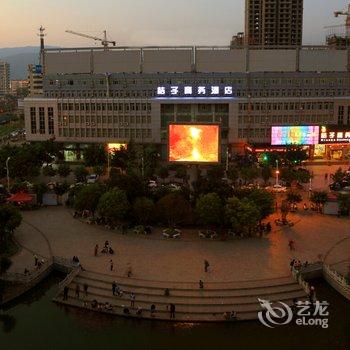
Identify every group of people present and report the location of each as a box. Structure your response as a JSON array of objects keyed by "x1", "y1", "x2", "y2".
[
  {"x1": 223, "y1": 310, "x2": 237, "y2": 321},
  {"x1": 94, "y1": 241, "x2": 115, "y2": 256},
  {"x1": 290, "y1": 258, "x2": 309, "y2": 271}
]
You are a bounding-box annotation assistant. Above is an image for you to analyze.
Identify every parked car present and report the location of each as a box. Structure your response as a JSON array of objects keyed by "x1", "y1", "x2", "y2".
[
  {"x1": 265, "y1": 184, "x2": 287, "y2": 193},
  {"x1": 86, "y1": 174, "x2": 99, "y2": 184}
]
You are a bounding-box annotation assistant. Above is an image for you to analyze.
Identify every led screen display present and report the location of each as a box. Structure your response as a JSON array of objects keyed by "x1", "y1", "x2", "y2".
[
  {"x1": 271, "y1": 126, "x2": 319, "y2": 146},
  {"x1": 169, "y1": 124, "x2": 219, "y2": 163}
]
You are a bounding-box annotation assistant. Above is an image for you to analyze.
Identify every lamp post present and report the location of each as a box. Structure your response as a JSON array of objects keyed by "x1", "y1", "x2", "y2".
[
  {"x1": 275, "y1": 159, "x2": 280, "y2": 186},
  {"x1": 5, "y1": 157, "x2": 11, "y2": 193}
]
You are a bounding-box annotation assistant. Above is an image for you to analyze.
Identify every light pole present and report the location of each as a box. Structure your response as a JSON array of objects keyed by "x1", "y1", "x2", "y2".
[
  {"x1": 275, "y1": 159, "x2": 280, "y2": 186},
  {"x1": 5, "y1": 157, "x2": 11, "y2": 193}
]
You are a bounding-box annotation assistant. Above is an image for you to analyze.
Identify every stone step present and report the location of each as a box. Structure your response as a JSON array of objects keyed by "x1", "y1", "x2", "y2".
[
  {"x1": 74, "y1": 275, "x2": 303, "y2": 298},
  {"x1": 63, "y1": 283, "x2": 306, "y2": 313},
  {"x1": 79, "y1": 270, "x2": 298, "y2": 292},
  {"x1": 68, "y1": 281, "x2": 305, "y2": 306}
]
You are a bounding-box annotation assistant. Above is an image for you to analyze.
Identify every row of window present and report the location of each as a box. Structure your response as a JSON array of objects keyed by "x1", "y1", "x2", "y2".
[
  {"x1": 238, "y1": 114, "x2": 333, "y2": 125},
  {"x1": 239, "y1": 102, "x2": 334, "y2": 112},
  {"x1": 58, "y1": 102, "x2": 152, "y2": 112},
  {"x1": 161, "y1": 104, "x2": 229, "y2": 114},
  {"x1": 58, "y1": 128, "x2": 152, "y2": 139},
  {"x1": 30, "y1": 107, "x2": 54, "y2": 135},
  {"x1": 58, "y1": 115, "x2": 152, "y2": 125}
]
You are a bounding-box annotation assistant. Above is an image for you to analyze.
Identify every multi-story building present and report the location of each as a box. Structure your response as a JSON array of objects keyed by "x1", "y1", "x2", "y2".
[
  {"x1": 28, "y1": 64, "x2": 43, "y2": 97},
  {"x1": 10, "y1": 80, "x2": 29, "y2": 95},
  {"x1": 24, "y1": 45, "x2": 350, "y2": 160},
  {"x1": 245, "y1": 0, "x2": 304, "y2": 46},
  {"x1": 0, "y1": 60, "x2": 10, "y2": 96}
]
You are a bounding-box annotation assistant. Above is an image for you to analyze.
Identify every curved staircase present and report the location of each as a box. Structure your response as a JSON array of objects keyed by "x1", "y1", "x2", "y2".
[{"x1": 53, "y1": 270, "x2": 307, "y2": 322}]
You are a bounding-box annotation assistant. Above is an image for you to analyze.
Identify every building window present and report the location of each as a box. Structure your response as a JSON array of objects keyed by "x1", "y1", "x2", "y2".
[
  {"x1": 48, "y1": 107, "x2": 54, "y2": 135},
  {"x1": 338, "y1": 106, "x2": 344, "y2": 125},
  {"x1": 39, "y1": 107, "x2": 45, "y2": 134},
  {"x1": 30, "y1": 107, "x2": 36, "y2": 134}
]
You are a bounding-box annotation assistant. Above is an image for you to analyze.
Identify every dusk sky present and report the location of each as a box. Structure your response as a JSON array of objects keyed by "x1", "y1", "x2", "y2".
[{"x1": 0, "y1": 0, "x2": 349, "y2": 47}]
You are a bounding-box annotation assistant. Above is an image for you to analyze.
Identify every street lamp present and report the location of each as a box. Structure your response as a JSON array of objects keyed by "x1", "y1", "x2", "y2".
[
  {"x1": 5, "y1": 157, "x2": 11, "y2": 193},
  {"x1": 275, "y1": 159, "x2": 280, "y2": 186}
]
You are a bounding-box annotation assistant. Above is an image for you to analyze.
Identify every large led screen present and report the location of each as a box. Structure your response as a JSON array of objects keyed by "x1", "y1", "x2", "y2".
[
  {"x1": 169, "y1": 124, "x2": 220, "y2": 163},
  {"x1": 271, "y1": 126, "x2": 319, "y2": 146}
]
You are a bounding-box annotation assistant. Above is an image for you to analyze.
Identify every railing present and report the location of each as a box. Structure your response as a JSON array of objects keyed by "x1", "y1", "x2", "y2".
[
  {"x1": 323, "y1": 264, "x2": 350, "y2": 301},
  {"x1": 58, "y1": 266, "x2": 81, "y2": 291},
  {"x1": 292, "y1": 267, "x2": 310, "y2": 295}
]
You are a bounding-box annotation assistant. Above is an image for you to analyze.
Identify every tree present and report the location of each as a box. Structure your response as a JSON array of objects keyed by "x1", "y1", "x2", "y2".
[
  {"x1": 74, "y1": 184, "x2": 104, "y2": 214},
  {"x1": 156, "y1": 166, "x2": 169, "y2": 181},
  {"x1": 82, "y1": 144, "x2": 107, "y2": 167},
  {"x1": 195, "y1": 193, "x2": 223, "y2": 228},
  {"x1": 286, "y1": 190, "x2": 302, "y2": 205},
  {"x1": 97, "y1": 188, "x2": 130, "y2": 223},
  {"x1": 280, "y1": 199, "x2": 290, "y2": 223},
  {"x1": 42, "y1": 165, "x2": 57, "y2": 177},
  {"x1": 225, "y1": 197, "x2": 259, "y2": 236},
  {"x1": 0, "y1": 257, "x2": 12, "y2": 275},
  {"x1": 156, "y1": 193, "x2": 191, "y2": 227},
  {"x1": 285, "y1": 146, "x2": 308, "y2": 165},
  {"x1": 54, "y1": 182, "x2": 69, "y2": 196},
  {"x1": 261, "y1": 166, "x2": 272, "y2": 184},
  {"x1": 133, "y1": 197, "x2": 155, "y2": 225},
  {"x1": 331, "y1": 167, "x2": 347, "y2": 184},
  {"x1": 337, "y1": 193, "x2": 350, "y2": 215},
  {"x1": 74, "y1": 165, "x2": 88, "y2": 182},
  {"x1": 57, "y1": 164, "x2": 71, "y2": 177},
  {"x1": 310, "y1": 191, "x2": 328, "y2": 213},
  {"x1": 247, "y1": 189, "x2": 275, "y2": 222},
  {"x1": 0, "y1": 205, "x2": 22, "y2": 243},
  {"x1": 227, "y1": 165, "x2": 239, "y2": 183},
  {"x1": 240, "y1": 166, "x2": 259, "y2": 184},
  {"x1": 93, "y1": 165, "x2": 104, "y2": 176}
]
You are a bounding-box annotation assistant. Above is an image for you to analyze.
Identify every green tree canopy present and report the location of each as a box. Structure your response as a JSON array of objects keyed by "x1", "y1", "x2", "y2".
[
  {"x1": 97, "y1": 188, "x2": 130, "y2": 223},
  {"x1": 195, "y1": 193, "x2": 223, "y2": 228},
  {"x1": 133, "y1": 197, "x2": 155, "y2": 225},
  {"x1": 57, "y1": 164, "x2": 71, "y2": 177},
  {"x1": 74, "y1": 184, "x2": 105, "y2": 214},
  {"x1": 240, "y1": 166, "x2": 259, "y2": 184},
  {"x1": 0, "y1": 205, "x2": 22, "y2": 243},
  {"x1": 310, "y1": 191, "x2": 328, "y2": 212},
  {"x1": 82, "y1": 144, "x2": 107, "y2": 167},
  {"x1": 286, "y1": 190, "x2": 303, "y2": 204},
  {"x1": 74, "y1": 165, "x2": 88, "y2": 182},
  {"x1": 156, "y1": 193, "x2": 191, "y2": 227},
  {"x1": 247, "y1": 189, "x2": 275, "y2": 222}
]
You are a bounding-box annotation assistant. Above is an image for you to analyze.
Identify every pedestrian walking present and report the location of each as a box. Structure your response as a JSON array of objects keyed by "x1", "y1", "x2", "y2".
[
  {"x1": 110, "y1": 259, "x2": 114, "y2": 271},
  {"x1": 290, "y1": 259, "x2": 295, "y2": 271},
  {"x1": 204, "y1": 260, "x2": 210, "y2": 273},
  {"x1": 94, "y1": 244, "x2": 99, "y2": 257},
  {"x1": 83, "y1": 283, "x2": 88, "y2": 296},
  {"x1": 34, "y1": 254, "x2": 38, "y2": 266},
  {"x1": 288, "y1": 240, "x2": 295, "y2": 251},
  {"x1": 199, "y1": 280, "x2": 204, "y2": 289},
  {"x1": 309, "y1": 286, "x2": 316, "y2": 303},
  {"x1": 170, "y1": 303, "x2": 176, "y2": 319},
  {"x1": 130, "y1": 292, "x2": 135, "y2": 308},
  {"x1": 112, "y1": 281, "x2": 117, "y2": 295},
  {"x1": 63, "y1": 286, "x2": 69, "y2": 301},
  {"x1": 75, "y1": 284, "x2": 80, "y2": 299}
]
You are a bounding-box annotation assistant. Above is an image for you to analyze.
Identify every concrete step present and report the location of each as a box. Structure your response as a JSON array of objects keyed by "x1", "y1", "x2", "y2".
[
  {"x1": 74, "y1": 275, "x2": 303, "y2": 298},
  {"x1": 79, "y1": 270, "x2": 299, "y2": 292}
]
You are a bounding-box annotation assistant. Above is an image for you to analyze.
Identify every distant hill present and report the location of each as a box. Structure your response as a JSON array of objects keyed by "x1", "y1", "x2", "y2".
[{"x1": 0, "y1": 46, "x2": 57, "y2": 80}]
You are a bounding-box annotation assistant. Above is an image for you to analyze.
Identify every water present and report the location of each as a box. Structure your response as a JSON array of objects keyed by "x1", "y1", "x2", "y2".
[{"x1": 0, "y1": 274, "x2": 349, "y2": 350}]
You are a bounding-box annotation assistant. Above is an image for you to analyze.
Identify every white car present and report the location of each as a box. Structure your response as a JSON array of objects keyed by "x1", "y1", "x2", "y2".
[
  {"x1": 86, "y1": 174, "x2": 99, "y2": 184},
  {"x1": 148, "y1": 180, "x2": 157, "y2": 188}
]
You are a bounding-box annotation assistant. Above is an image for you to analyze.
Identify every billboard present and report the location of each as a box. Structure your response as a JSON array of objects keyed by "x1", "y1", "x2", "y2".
[
  {"x1": 156, "y1": 85, "x2": 234, "y2": 98},
  {"x1": 168, "y1": 124, "x2": 220, "y2": 163},
  {"x1": 271, "y1": 126, "x2": 319, "y2": 146},
  {"x1": 319, "y1": 125, "x2": 350, "y2": 144}
]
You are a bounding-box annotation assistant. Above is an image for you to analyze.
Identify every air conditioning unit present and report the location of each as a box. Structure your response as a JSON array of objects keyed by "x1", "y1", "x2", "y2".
[
  {"x1": 86, "y1": 122, "x2": 90, "y2": 126},
  {"x1": 91, "y1": 122, "x2": 96, "y2": 126}
]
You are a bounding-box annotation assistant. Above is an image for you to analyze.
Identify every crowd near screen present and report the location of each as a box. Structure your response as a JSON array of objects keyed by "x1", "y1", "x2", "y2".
[
  {"x1": 271, "y1": 126, "x2": 320, "y2": 146},
  {"x1": 168, "y1": 124, "x2": 220, "y2": 163}
]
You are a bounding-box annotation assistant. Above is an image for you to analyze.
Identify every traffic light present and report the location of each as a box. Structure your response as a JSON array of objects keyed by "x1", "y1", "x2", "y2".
[{"x1": 262, "y1": 153, "x2": 269, "y2": 162}]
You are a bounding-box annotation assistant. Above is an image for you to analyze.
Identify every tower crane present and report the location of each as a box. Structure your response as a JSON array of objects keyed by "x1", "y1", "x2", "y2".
[
  {"x1": 65, "y1": 30, "x2": 116, "y2": 48},
  {"x1": 334, "y1": 4, "x2": 350, "y2": 37}
]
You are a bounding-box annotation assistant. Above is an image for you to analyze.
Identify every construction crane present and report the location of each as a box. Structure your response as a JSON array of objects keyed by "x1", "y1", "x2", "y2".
[
  {"x1": 334, "y1": 4, "x2": 350, "y2": 37},
  {"x1": 65, "y1": 30, "x2": 116, "y2": 48}
]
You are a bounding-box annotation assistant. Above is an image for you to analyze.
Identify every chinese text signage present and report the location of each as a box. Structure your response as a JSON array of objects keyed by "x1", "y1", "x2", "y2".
[
  {"x1": 319, "y1": 126, "x2": 350, "y2": 144},
  {"x1": 156, "y1": 85, "x2": 234, "y2": 98}
]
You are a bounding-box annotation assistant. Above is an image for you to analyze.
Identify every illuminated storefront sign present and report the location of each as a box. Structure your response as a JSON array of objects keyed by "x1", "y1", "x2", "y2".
[
  {"x1": 319, "y1": 126, "x2": 350, "y2": 144},
  {"x1": 107, "y1": 143, "x2": 127, "y2": 153},
  {"x1": 155, "y1": 85, "x2": 234, "y2": 98},
  {"x1": 271, "y1": 126, "x2": 320, "y2": 146},
  {"x1": 168, "y1": 124, "x2": 220, "y2": 163}
]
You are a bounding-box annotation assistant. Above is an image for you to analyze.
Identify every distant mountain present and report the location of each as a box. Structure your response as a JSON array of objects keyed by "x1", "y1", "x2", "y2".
[{"x1": 0, "y1": 46, "x2": 57, "y2": 80}]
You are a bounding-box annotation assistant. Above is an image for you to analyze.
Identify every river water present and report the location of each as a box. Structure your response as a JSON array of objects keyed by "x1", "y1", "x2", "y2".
[{"x1": 0, "y1": 274, "x2": 349, "y2": 350}]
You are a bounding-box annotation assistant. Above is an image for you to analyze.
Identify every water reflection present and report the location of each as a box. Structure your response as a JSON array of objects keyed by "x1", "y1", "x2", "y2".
[{"x1": 0, "y1": 314, "x2": 16, "y2": 333}]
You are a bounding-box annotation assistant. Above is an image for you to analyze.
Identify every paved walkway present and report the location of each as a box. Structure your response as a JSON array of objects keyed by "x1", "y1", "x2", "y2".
[{"x1": 8, "y1": 206, "x2": 350, "y2": 283}]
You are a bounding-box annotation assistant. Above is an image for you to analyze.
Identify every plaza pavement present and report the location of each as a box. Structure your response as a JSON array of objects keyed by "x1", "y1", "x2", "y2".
[{"x1": 8, "y1": 206, "x2": 350, "y2": 283}]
